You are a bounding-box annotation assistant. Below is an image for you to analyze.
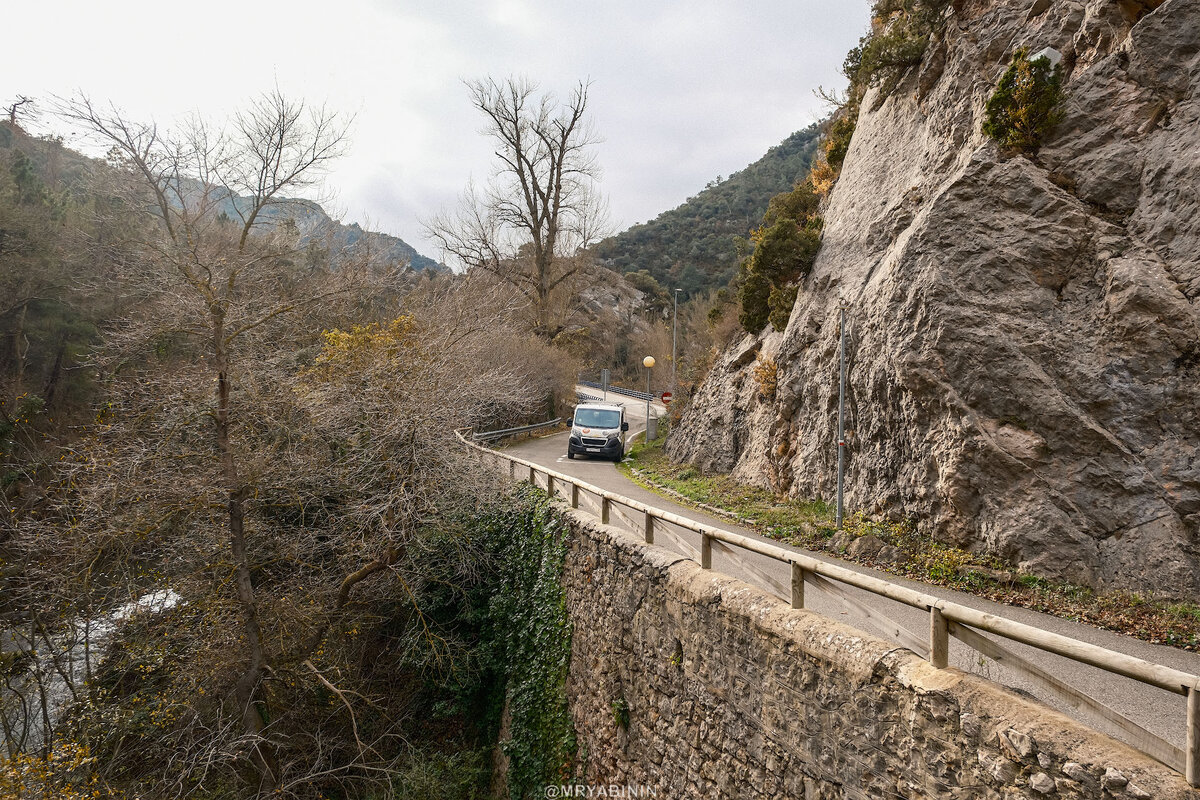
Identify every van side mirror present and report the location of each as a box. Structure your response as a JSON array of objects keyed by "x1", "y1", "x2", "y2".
[{"x1": 621, "y1": 422, "x2": 629, "y2": 432}]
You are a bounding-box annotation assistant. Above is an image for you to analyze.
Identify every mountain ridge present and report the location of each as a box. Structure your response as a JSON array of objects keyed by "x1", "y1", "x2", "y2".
[{"x1": 592, "y1": 125, "x2": 821, "y2": 296}]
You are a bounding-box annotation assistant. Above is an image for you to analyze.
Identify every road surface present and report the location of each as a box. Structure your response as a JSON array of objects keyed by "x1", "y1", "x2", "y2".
[{"x1": 501, "y1": 386, "x2": 1200, "y2": 763}]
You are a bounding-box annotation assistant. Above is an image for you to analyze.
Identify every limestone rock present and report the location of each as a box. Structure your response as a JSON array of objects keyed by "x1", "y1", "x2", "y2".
[
  {"x1": 1062, "y1": 761, "x2": 1091, "y2": 783},
  {"x1": 1001, "y1": 728, "x2": 1036, "y2": 759},
  {"x1": 669, "y1": 0, "x2": 1200, "y2": 595},
  {"x1": 1030, "y1": 772, "x2": 1057, "y2": 794},
  {"x1": 847, "y1": 533, "x2": 886, "y2": 561},
  {"x1": 1103, "y1": 767, "x2": 1129, "y2": 789}
]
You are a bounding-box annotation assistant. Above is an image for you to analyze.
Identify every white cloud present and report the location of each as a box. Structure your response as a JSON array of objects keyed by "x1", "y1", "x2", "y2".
[{"x1": 3, "y1": 0, "x2": 872, "y2": 253}]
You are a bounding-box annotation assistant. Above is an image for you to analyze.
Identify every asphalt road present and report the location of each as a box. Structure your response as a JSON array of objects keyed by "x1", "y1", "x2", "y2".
[{"x1": 501, "y1": 387, "x2": 1200, "y2": 763}]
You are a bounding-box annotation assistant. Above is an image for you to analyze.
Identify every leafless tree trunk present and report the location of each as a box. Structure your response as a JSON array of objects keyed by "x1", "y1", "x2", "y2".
[
  {"x1": 424, "y1": 77, "x2": 608, "y2": 339},
  {"x1": 5, "y1": 96, "x2": 34, "y2": 127}
]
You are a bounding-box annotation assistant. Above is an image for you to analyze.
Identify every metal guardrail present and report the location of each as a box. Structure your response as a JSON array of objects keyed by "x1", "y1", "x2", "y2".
[
  {"x1": 457, "y1": 430, "x2": 1200, "y2": 785},
  {"x1": 579, "y1": 380, "x2": 655, "y2": 402},
  {"x1": 471, "y1": 418, "x2": 562, "y2": 442},
  {"x1": 576, "y1": 391, "x2": 602, "y2": 403}
]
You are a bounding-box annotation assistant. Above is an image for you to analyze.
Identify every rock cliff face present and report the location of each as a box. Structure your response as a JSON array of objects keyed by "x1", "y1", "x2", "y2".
[{"x1": 669, "y1": 0, "x2": 1200, "y2": 594}]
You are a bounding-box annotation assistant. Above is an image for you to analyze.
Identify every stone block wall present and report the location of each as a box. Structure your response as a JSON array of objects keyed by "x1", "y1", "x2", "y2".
[{"x1": 560, "y1": 511, "x2": 1199, "y2": 799}]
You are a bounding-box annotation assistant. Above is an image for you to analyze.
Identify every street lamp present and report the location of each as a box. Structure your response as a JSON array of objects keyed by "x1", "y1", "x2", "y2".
[
  {"x1": 643, "y1": 355, "x2": 656, "y2": 441},
  {"x1": 672, "y1": 288, "x2": 682, "y2": 393}
]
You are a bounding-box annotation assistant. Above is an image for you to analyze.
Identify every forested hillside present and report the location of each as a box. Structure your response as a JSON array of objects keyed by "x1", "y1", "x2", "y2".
[{"x1": 591, "y1": 125, "x2": 820, "y2": 295}]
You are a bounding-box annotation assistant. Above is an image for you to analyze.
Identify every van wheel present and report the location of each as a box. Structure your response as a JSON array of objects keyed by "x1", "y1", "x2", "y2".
[
  {"x1": 567, "y1": 452, "x2": 575, "y2": 460},
  {"x1": 615, "y1": 448, "x2": 624, "y2": 462}
]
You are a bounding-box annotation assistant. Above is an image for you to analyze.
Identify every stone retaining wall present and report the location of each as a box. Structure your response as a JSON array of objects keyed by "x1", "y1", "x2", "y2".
[{"x1": 560, "y1": 510, "x2": 1199, "y2": 799}]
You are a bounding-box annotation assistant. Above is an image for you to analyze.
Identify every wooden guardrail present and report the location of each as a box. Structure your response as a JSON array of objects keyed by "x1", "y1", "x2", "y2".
[{"x1": 458, "y1": 432, "x2": 1200, "y2": 785}]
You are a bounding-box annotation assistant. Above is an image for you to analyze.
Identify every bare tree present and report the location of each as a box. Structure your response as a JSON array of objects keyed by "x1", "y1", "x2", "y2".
[
  {"x1": 4, "y1": 95, "x2": 576, "y2": 797},
  {"x1": 5, "y1": 96, "x2": 35, "y2": 127},
  {"x1": 425, "y1": 77, "x2": 608, "y2": 339},
  {"x1": 49, "y1": 91, "x2": 354, "y2": 794}
]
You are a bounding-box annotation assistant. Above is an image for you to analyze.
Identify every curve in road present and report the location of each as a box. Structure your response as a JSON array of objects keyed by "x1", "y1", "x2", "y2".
[{"x1": 502, "y1": 387, "x2": 1200, "y2": 765}]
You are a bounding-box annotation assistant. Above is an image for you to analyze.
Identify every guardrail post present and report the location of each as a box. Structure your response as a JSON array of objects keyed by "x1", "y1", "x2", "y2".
[
  {"x1": 1188, "y1": 685, "x2": 1199, "y2": 787},
  {"x1": 701, "y1": 533, "x2": 712, "y2": 569},
  {"x1": 600, "y1": 497, "x2": 610, "y2": 525},
  {"x1": 570, "y1": 483, "x2": 579, "y2": 509},
  {"x1": 546, "y1": 474, "x2": 554, "y2": 499},
  {"x1": 929, "y1": 607, "x2": 948, "y2": 669},
  {"x1": 644, "y1": 512, "x2": 654, "y2": 544},
  {"x1": 791, "y1": 563, "x2": 804, "y2": 609},
  {"x1": 528, "y1": 465, "x2": 536, "y2": 485},
  {"x1": 508, "y1": 460, "x2": 515, "y2": 479}
]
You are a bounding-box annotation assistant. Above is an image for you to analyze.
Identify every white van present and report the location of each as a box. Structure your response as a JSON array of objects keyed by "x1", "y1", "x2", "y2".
[{"x1": 567, "y1": 402, "x2": 629, "y2": 461}]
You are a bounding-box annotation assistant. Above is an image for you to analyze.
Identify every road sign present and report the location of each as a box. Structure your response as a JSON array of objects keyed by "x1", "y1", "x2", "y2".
[{"x1": 661, "y1": 391, "x2": 673, "y2": 404}]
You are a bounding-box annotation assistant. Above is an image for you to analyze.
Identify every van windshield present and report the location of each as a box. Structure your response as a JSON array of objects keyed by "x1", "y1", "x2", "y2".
[{"x1": 574, "y1": 408, "x2": 621, "y2": 429}]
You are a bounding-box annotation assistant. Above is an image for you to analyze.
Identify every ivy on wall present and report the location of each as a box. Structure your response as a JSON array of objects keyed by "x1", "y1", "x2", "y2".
[{"x1": 477, "y1": 487, "x2": 577, "y2": 799}]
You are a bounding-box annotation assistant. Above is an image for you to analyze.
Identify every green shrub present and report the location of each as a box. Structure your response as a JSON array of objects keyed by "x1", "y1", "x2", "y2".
[
  {"x1": 736, "y1": 182, "x2": 823, "y2": 334},
  {"x1": 390, "y1": 749, "x2": 490, "y2": 800},
  {"x1": 983, "y1": 48, "x2": 1065, "y2": 152},
  {"x1": 767, "y1": 285, "x2": 799, "y2": 332},
  {"x1": 610, "y1": 697, "x2": 630, "y2": 731},
  {"x1": 822, "y1": 113, "x2": 858, "y2": 170},
  {"x1": 844, "y1": 0, "x2": 951, "y2": 98},
  {"x1": 754, "y1": 219, "x2": 821, "y2": 284},
  {"x1": 737, "y1": 267, "x2": 772, "y2": 334},
  {"x1": 764, "y1": 180, "x2": 821, "y2": 224}
]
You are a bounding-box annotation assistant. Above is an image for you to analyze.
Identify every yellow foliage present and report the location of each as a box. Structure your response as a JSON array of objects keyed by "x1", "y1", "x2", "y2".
[
  {"x1": 305, "y1": 316, "x2": 421, "y2": 381},
  {"x1": 809, "y1": 157, "x2": 839, "y2": 197},
  {"x1": 0, "y1": 742, "x2": 125, "y2": 799},
  {"x1": 752, "y1": 356, "x2": 778, "y2": 401}
]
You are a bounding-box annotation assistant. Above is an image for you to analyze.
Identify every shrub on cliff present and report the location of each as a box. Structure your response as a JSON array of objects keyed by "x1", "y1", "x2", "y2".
[
  {"x1": 736, "y1": 182, "x2": 822, "y2": 334},
  {"x1": 737, "y1": 268, "x2": 773, "y2": 334},
  {"x1": 844, "y1": 0, "x2": 951, "y2": 98},
  {"x1": 983, "y1": 48, "x2": 1065, "y2": 152}
]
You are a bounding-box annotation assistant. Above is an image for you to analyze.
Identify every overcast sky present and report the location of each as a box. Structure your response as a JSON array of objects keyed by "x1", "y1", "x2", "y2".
[{"x1": 5, "y1": 0, "x2": 872, "y2": 257}]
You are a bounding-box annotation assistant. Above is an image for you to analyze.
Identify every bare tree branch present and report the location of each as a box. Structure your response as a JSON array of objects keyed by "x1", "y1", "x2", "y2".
[{"x1": 423, "y1": 77, "x2": 609, "y2": 338}]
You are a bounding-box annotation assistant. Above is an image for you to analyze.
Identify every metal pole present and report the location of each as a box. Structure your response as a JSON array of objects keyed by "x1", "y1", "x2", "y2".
[
  {"x1": 1188, "y1": 685, "x2": 1199, "y2": 788},
  {"x1": 836, "y1": 305, "x2": 846, "y2": 530},
  {"x1": 672, "y1": 289, "x2": 680, "y2": 393},
  {"x1": 646, "y1": 366, "x2": 651, "y2": 435}
]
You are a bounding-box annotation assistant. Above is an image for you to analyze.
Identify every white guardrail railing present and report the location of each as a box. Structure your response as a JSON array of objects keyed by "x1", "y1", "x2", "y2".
[
  {"x1": 458, "y1": 430, "x2": 1200, "y2": 785},
  {"x1": 472, "y1": 418, "x2": 562, "y2": 443},
  {"x1": 579, "y1": 380, "x2": 655, "y2": 402}
]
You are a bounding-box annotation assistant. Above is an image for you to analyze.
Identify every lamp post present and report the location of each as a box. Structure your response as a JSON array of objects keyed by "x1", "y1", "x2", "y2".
[
  {"x1": 643, "y1": 355, "x2": 656, "y2": 441},
  {"x1": 671, "y1": 288, "x2": 682, "y2": 393}
]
